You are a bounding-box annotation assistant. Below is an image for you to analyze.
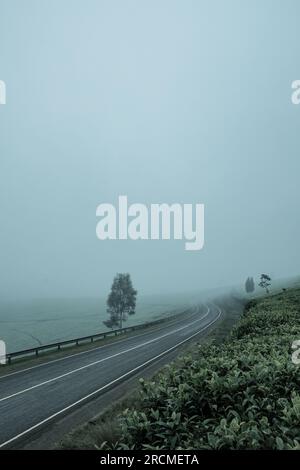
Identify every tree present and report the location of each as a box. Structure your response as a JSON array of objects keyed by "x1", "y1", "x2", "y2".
[
  {"x1": 245, "y1": 277, "x2": 255, "y2": 293},
  {"x1": 104, "y1": 273, "x2": 137, "y2": 329},
  {"x1": 258, "y1": 274, "x2": 271, "y2": 294}
]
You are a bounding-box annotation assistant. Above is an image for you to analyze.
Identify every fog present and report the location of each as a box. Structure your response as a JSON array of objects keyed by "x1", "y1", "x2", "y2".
[{"x1": 1, "y1": 0, "x2": 300, "y2": 301}]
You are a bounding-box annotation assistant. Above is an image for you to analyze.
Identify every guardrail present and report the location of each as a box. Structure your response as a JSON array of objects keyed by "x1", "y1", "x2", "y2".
[{"x1": 4, "y1": 308, "x2": 192, "y2": 365}]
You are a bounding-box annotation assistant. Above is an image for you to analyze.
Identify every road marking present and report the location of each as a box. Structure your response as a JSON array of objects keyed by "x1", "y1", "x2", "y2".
[
  {"x1": 0, "y1": 306, "x2": 200, "y2": 380},
  {"x1": 0, "y1": 304, "x2": 221, "y2": 449},
  {"x1": 0, "y1": 306, "x2": 210, "y2": 402}
]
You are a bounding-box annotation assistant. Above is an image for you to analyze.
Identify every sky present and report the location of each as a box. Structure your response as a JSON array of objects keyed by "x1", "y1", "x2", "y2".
[{"x1": 0, "y1": 0, "x2": 300, "y2": 300}]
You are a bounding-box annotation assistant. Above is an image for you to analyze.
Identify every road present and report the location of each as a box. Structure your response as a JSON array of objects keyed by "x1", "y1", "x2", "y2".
[{"x1": 0, "y1": 302, "x2": 222, "y2": 449}]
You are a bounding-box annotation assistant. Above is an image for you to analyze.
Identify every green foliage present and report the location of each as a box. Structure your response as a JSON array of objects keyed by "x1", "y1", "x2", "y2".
[
  {"x1": 110, "y1": 289, "x2": 300, "y2": 450},
  {"x1": 258, "y1": 273, "x2": 272, "y2": 294}
]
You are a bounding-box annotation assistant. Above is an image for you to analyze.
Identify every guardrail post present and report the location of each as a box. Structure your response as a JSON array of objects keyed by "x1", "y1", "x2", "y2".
[
  {"x1": 35, "y1": 349, "x2": 39, "y2": 357},
  {"x1": 91, "y1": 337, "x2": 94, "y2": 343}
]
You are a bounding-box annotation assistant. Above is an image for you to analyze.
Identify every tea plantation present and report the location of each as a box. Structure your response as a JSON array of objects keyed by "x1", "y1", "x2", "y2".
[{"x1": 113, "y1": 290, "x2": 300, "y2": 449}]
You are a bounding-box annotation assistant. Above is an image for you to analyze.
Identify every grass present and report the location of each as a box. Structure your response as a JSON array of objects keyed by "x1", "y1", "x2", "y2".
[
  {"x1": 59, "y1": 288, "x2": 300, "y2": 450},
  {"x1": 59, "y1": 393, "x2": 139, "y2": 449}
]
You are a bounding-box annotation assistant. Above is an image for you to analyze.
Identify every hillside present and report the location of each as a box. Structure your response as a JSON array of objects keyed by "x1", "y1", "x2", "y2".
[{"x1": 101, "y1": 289, "x2": 300, "y2": 450}]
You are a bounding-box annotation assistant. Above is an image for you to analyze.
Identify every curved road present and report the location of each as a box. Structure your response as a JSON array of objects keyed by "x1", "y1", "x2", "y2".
[{"x1": 0, "y1": 303, "x2": 222, "y2": 449}]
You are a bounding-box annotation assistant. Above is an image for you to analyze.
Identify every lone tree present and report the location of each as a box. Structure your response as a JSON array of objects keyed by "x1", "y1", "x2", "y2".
[
  {"x1": 245, "y1": 277, "x2": 255, "y2": 293},
  {"x1": 104, "y1": 273, "x2": 137, "y2": 329},
  {"x1": 259, "y1": 274, "x2": 271, "y2": 294}
]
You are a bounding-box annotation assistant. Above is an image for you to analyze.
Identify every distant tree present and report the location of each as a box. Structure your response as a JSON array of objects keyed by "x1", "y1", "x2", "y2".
[
  {"x1": 104, "y1": 273, "x2": 137, "y2": 329},
  {"x1": 245, "y1": 277, "x2": 255, "y2": 293},
  {"x1": 258, "y1": 274, "x2": 271, "y2": 294}
]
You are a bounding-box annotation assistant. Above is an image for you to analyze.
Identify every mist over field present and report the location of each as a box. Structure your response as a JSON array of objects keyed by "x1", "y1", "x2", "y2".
[
  {"x1": 1, "y1": 1, "x2": 300, "y2": 350},
  {"x1": 0, "y1": 294, "x2": 188, "y2": 351}
]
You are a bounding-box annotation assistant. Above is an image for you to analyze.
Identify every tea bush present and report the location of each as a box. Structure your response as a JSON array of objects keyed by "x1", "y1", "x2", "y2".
[{"x1": 113, "y1": 290, "x2": 300, "y2": 449}]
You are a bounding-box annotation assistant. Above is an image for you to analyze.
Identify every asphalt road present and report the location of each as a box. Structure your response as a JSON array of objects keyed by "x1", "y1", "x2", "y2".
[{"x1": 0, "y1": 302, "x2": 222, "y2": 449}]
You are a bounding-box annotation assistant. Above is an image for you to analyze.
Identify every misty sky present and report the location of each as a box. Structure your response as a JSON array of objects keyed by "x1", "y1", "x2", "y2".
[{"x1": 0, "y1": 0, "x2": 300, "y2": 300}]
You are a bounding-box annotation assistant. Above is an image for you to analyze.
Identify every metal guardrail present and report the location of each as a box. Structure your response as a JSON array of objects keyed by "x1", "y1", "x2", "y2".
[{"x1": 5, "y1": 308, "x2": 192, "y2": 364}]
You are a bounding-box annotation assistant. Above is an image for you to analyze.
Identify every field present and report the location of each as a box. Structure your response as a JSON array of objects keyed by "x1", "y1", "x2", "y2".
[
  {"x1": 2, "y1": 277, "x2": 298, "y2": 354},
  {"x1": 0, "y1": 293, "x2": 191, "y2": 353}
]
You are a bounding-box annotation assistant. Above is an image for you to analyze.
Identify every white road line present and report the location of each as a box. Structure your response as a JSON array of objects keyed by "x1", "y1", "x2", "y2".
[
  {"x1": 0, "y1": 306, "x2": 210, "y2": 403},
  {"x1": 0, "y1": 306, "x2": 200, "y2": 381},
  {"x1": 0, "y1": 304, "x2": 222, "y2": 449}
]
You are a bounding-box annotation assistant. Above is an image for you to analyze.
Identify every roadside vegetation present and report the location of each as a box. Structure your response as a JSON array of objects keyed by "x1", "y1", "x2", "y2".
[{"x1": 63, "y1": 288, "x2": 300, "y2": 450}]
